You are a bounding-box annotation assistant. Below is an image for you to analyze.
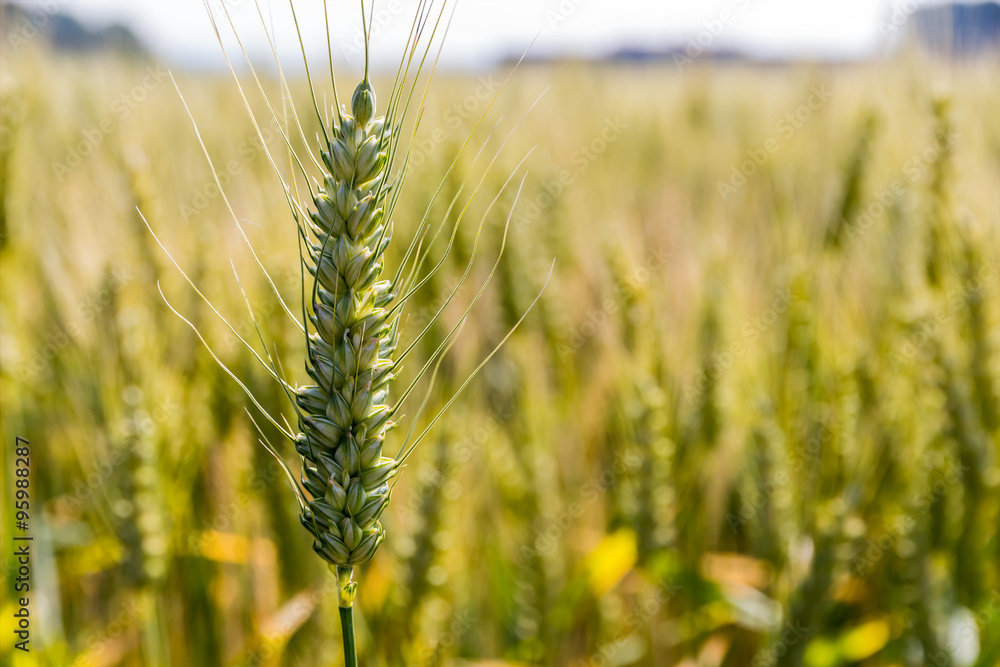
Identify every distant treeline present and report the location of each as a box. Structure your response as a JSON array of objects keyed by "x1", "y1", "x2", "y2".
[{"x1": 1, "y1": 2, "x2": 147, "y2": 56}]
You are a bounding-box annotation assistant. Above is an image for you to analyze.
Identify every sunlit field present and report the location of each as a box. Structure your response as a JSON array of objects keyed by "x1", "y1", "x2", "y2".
[{"x1": 1, "y1": 17, "x2": 999, "y2": 667}]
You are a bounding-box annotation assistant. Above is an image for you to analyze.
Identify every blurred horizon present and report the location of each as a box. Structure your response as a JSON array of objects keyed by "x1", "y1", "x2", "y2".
[{"x1": 2, "y1": 0, "x2": 1000, "y2": 74}]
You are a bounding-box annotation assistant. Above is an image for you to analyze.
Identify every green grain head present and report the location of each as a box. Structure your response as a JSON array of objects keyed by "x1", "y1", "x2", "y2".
[{"x1": 295, "y1": 79, "x2": 400, "y2": 571}]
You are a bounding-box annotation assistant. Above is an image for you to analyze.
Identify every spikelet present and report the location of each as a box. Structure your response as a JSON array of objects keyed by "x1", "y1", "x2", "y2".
[
  {"x1": 902, "y1": 461, "x2": 951, "y2": 667},
  {"x1": 825, "y1": 111, "x2": 878, "y2": 249},
  {"x1": 689, "y1": 288, "x2": 722, "y2": 448},
  {"x1": 933, "y1": 343, "x2": 989, "y2": 606},
  {"x1": 923, "y1": 96, "x2": 958, "y2": 290},
  {"x1": 615, "y1": 369, "x2": 671, "y2": 560},
  {"x1": 294, "y1": 80, "x2": 399, "y2": 584},
  {"x1": 603, "y1": 243, "x2": 674, "y2": 558},
  {"x1": 743, "y1": 400, "x2": 785, "y2": 564},
  {"x1": 769, "y1": 511, "x2": 844, "y2": 667},
  {"x1": 398, "y1": 435, "x2": 449, "y2": 619},
  {"x1": 0, "y1": 79, "x2": 19, "y2": 250},
  {"x1": 959, "y1": 227, "x2": 999, "y2": 434},
  {"x1": 605, "y1": 244, "x2": 651, "y2": 356}
]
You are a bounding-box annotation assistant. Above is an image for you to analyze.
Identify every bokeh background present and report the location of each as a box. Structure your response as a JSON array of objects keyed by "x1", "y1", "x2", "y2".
[{"x1": 1, "y1": 1, "x2": 999, "y2": 666}]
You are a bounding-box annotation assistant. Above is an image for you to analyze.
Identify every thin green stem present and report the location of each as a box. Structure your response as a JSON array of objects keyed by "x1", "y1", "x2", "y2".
[
  {"x1": 339, "y1": 606, "x2": 357, "y2": 667},
  {"x1": 337, "y1": 565, "x2": 358, "y2": 667}
]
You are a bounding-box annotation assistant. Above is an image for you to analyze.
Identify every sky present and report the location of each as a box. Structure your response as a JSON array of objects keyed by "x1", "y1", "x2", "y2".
[{"x1": 15, "y1": 0, "x2": 960, "y2": 71}]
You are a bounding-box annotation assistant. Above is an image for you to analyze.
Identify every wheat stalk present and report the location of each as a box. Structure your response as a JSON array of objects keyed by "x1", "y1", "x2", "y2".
[
  {"x1": 140, "y1": 2, "x2": 553, "y2": 664},
  {"x1": 292, "y1": 77, "x2": 400, "y2": 658}
]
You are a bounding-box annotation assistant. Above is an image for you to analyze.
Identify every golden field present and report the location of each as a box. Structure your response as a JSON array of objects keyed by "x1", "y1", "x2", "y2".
[{"x1": 1, "y1": 30, "x2": 999, "y2": 667}]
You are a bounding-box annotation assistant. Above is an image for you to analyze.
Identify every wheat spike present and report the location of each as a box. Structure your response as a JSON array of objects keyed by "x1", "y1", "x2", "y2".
[
  {"x1": 142, "y1": 3, "x2": 553, "y2": 664},
  {"x1": 294, "y1": 78, "x2": 400, "y2": 585}
]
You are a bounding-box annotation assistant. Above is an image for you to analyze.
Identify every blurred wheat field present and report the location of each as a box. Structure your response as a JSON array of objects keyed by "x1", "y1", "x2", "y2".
[{"x1": 1, "y1": 35, "x2": 999, "y2": 667}]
